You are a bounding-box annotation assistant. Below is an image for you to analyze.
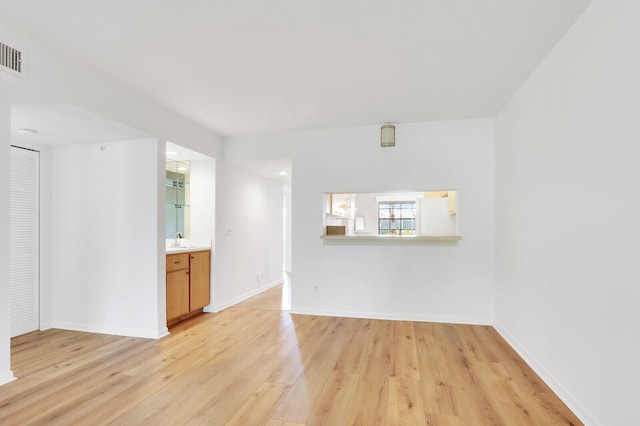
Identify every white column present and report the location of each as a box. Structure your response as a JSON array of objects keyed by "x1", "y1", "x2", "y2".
[{"x1": 0, "y1": 101, "x2": 16, "y2": 385}]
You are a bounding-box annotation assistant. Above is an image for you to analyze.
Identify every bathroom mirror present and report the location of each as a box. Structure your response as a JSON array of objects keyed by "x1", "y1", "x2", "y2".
[{"x1": 166, "y1": 159, "x2": 190, "y2": 238}]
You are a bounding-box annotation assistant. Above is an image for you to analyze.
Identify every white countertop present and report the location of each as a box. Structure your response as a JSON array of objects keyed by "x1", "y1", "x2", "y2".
[
  {"x1": 166, "y1": 238, "x2": 212, "y2": 254},
  {"x1": 166, "y1": 246, "x2": 211, "y2": 254}
]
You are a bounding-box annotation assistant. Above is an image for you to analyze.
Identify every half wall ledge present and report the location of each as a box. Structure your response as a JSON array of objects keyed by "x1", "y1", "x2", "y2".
[{"x1": 320, "y1": 235, "x2": 461, "y2": 245}]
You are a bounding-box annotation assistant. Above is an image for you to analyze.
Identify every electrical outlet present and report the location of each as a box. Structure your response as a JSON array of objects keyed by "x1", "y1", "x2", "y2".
[{"x1": 313, "y1": 285, "x2": 319, "y2": 295}]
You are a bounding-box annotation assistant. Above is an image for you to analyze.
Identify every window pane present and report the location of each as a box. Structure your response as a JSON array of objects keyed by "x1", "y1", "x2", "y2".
[{"x1": 378, "y1": 201, "x2": 416, "y2": 235}]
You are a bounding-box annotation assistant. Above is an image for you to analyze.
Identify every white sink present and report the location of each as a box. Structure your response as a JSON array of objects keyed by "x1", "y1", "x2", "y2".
[{"x1": 166, "y1": 238, "x2": 211, "y2": 253}]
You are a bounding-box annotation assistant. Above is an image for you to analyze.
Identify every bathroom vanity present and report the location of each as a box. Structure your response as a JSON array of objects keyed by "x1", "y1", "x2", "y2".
[{"x1": 166, "y1": 248, "x2": 210, "y2": 326}]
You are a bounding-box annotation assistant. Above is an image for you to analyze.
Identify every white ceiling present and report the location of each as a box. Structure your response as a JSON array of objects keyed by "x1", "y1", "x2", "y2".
[
  {"x1": 230, "y1": 158, "x2": 292, "y2": 184},
  {"x1": 11, "y1": 104, "x2": 149, "y2": 145},
  {"x1": 0, "y1": 0, "x2": 592, "y2": 137},
  {"x1": 165, "y1": 141, "x2": 212, "y2": 162}
]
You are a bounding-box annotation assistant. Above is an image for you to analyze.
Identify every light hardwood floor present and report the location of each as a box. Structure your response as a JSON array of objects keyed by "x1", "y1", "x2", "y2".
[{"x1": 1, "y1": 285, "x2": 581, "y2": 425}]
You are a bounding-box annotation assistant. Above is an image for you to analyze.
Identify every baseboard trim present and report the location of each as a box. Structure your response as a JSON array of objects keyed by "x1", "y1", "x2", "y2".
[
  {"x1": 494, "y1": 322, "x2": 599, "y2": 426},
  {"x1": 290, "y1": 307, "x2": 491, "y2": 326},
  {"x1": 51, "y1": 321, "x2": 166, "y2": 340},
  {"x1": 0, "y1": 370, "x2": 16, "y2": 386},
  {"x1": 156, "y1": 327, "x2": 169, "y2": 339},
  {"x1": 210, "y1": 280, "x2": 283, "y2": 313}
]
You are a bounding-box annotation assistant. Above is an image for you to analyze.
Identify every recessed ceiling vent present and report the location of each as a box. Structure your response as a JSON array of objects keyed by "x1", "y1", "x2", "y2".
[{"x1": 1, "y1": 42, "x2": 25, "y2": 77}]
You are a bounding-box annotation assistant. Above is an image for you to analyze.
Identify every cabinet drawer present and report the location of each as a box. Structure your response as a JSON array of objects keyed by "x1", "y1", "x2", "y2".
[{"x1": 166, "y1": 253, "x2": 189, "y2": 272}]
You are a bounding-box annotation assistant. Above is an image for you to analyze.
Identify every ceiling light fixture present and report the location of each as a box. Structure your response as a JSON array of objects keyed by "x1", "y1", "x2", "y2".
[
  {"x1": 380, "y1": 124, "x2": 395, "y2": 147},
  {"x1": 279, "y1": 171, "x2": 288, "y2": 176},
  {"x1": 17, "y1": 128, "x2": 39, "y2": 135}
]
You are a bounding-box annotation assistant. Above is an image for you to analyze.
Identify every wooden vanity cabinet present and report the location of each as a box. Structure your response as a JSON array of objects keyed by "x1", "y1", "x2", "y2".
[
  {"x1": 166, "y1": 269, "x2": 189, "y2": 321},
  {"x1": 166, "y1": 253, "x2": 189, "y2": 321},
  {"x1": 166, "y1": 250, "x2": 210, "y2": 325},
  {"x1": 189, "y1": 250, "x2": 211, "y2": 311}
]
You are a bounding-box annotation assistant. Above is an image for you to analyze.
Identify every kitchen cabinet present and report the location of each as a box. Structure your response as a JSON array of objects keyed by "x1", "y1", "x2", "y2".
[{"x1": 166, "y1": 250, "x2": 210, "y2": 325}]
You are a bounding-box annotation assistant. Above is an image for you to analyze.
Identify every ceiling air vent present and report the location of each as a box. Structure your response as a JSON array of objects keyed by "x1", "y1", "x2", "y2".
[{"x1": 1, "y1": 41, "x2": 25, "y2": 77}]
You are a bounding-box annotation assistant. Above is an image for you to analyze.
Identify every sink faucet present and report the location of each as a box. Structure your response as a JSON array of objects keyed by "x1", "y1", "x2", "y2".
[{"x1": 174, "y1": 232, "x2": 183, "y2": 247}]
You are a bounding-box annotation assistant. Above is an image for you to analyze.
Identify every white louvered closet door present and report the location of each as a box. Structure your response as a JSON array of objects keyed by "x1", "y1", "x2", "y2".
[{"x1": 10, "y1": 146, "x2": 39, "y2": 337}]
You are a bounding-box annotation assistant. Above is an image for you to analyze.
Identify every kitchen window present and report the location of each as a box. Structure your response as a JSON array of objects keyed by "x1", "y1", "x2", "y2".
[{"x1": 378, "y1": 201, "x2": 416, "y2": 235}]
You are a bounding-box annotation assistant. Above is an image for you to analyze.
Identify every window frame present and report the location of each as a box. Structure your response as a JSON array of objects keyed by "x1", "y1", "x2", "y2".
[{"x1": 377, "y1": 200, "x2": 417, "y2": 236}]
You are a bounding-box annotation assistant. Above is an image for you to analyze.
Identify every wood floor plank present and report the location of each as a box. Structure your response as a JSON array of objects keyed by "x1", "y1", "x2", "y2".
[
  {"x1": 0, "y1": 337, "x2": 151, "y2": 421},
  {"x1": 307, "y1": 371, "x2": 360, "y2": 426},
  {"x1": 392, "y1": 320, "x2": 421, "y2": 379},
  {"x1": 350, "y1": 375, "x2": 390, "y2": 425},
  {"x1": 332, "y1": 318, "x2": 373, "y2": 374},
  {"x1": 266, "y1": 421, "x2": 306, "y2": 426},
  {"x1": 226, "y1": 381, "x2": 292, "y2": 426},
  {"x1": 1, "y1": 285, "x2": 583, "y2": 425},
  {"x1": 387, "y1": 376, "x2": 428, "y2": 425}
]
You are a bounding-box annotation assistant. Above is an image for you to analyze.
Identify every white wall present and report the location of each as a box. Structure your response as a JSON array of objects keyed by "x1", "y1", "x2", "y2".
[
  {"x1": 0, "y1": 22, "x2": 223, "y2": 160},
  {"x1": 495, "y1": 1, "x2": 640, "y2": 425},
  {"x1": 420, "y1": 198, "x2": 456, "y2": 236},
  {"x1": 227, "y1": 120, "x2": 495, "y2": 323},
  {"x1": 0, "y1": 21, "x2": 223, "y2": 377},
  {"x1": 291, "y1": 120, "x2": 495, "y2": 322},
  {"x1": 0, "y1": 102, "x2": 13, "y2": 385},
  {"x1": 51, "y1": 138, "x2": 165, "y2": 338},
  {"x1": 190, "y1": 158, "x2": 216, "y2": 241},
  {"x1": 189, "y1": 158, "x2": 216, "y2": 311},
  {"x1": 213, "y1": 161, "x2": 284, "y2": 310},
  {"x1": 284, "y1": 184, "x2": 292, "y2": 272},
  {"x1": 352, "y1": 193, "x2": 377, "y2": 234}
]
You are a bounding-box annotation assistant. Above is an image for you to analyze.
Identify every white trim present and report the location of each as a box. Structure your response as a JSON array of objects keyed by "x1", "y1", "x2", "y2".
[
  {"x1": 494, "y1": 323, "x2": 598, "y2": 426},
  {"x1": 51, "y1": 321, "x2": 167, "y2": 340},
  {"x1": 39, "y1": 322, "x2": 53, "y2": 331},
  {"x1": 156, "y1": 327, "x2": 170, "y2": 339},
  {"x1": 0, "y1": 371, "x2": 16, "y2": 386},
  {"x1": 209, "y1": 280, "x2": 282, "y2": 313},
  {"x1": 290, "y1": 307, "x2": 491, "y2": 326}
]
